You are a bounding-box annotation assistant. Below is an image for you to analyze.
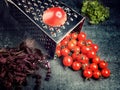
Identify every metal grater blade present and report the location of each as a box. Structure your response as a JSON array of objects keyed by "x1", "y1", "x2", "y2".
[{"x1": 7, "y1": 0, "x2": 85, "y2": 59}]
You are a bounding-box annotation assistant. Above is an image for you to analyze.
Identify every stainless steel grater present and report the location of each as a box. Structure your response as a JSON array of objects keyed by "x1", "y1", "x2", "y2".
[{"x1": 7, "y1": 0, "x2": 85, "y2": 59}]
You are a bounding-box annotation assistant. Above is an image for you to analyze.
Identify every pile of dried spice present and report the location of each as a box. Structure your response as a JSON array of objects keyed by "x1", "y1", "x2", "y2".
[{"x1": 0, "y1": 39, "x2": 51, "y2": 90}]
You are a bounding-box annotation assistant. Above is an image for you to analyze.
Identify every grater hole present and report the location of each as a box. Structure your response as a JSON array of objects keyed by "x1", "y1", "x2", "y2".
[
  {"x1": 51, "y1": 32, "x2": 56, "y2": 37},
  {"x1": 33, "y1": 16, "x2": 39, "y2": 21},
  {"x1": 29, "y1": 6, "x2": 34, "y2": 11},
  {"x1": 36, "y1": 9, "x2": 41, "y2": 14},
  {"x1": 33, "y1": 3, "x2": 38, "y2": 7},
  {"x1": 25, "y1": 8, "x2": 30, "y2": 13},
  {"x1": 55, "y1": 1, "x2": 59, "y2": 4},
  {"x1": 48, "y1": 0, "x2": 52, "y2": 3},
  {"x1": 64, "y1": 7, "x2": 71, "y2": 12},
  {"x1": 41, "y1": 6, "x2": 44, "y2": 9},
  {"x1": 32, "y1": 12, "x2": 37, "y2": 16},
  {"x1": 22, "y1": 0, "x2": 26, "y2": 3},
  {"x1": 43, "y1": 25, "x2": 48, "y2": 29},
  {"x1": 37, "y1": 0, "x2": 42, "y2": 4},
  {"x1": 44, "y1": 3, "x2": 48, "y2": 6},
  {"x1": 66, "y1": 21, "x2": 70, "y2": 25},
  {"x1": 56, "y1": 29, "x2": 61, "y2": 33},
  {"x1": 23, "y1": 4, "x2": 27, "y2": 8},
  {"x1": 50, "y1": 4, "x2": 55, "y2": 7},
  {"x1": 17, "y1": 0, "x2": 22, "y2": 6},
  {"x1": 32, "y1": 0, "x2": 35, "y2": 2},
  {"x1": 61, "y1": 26, "x2": 65, "y2": 29},
  {"x1": 67, "y1": 13, "x2": 71, "y2": 16},
  {"x1": 73, "y1": 13, "x2": 78, "y2": 18},
  {"x1": 28, "y1": 1, "x2": 32, "y2": 5},
  {"x1": 49, "y1": 27, "x2": 54, "y2": 31},
  {"x1": 70, "y1": 17, "x2": 73, "y2": 21}
]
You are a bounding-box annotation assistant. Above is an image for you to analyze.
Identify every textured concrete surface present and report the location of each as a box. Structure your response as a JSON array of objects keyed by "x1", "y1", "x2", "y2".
[{"x1": 0, "y1": 0, "x2": 120, "y2": 90}]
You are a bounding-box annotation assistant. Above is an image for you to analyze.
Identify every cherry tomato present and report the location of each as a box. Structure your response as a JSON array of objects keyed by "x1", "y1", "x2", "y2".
[
  {"x1": 61, "y1": 38, "x2": 69, "y2": 46},
  {"x1": 87, "y1": 50, "x2": 96, "y2": 59},
  {"x1": 55, "y1": 48, "x2": 61, "y2": 57},
  {"x1": 71, "y1": 32, "x2": 78, "y2": 39},
  {"x1": 61, "y1": 48, "x2": 70, "y2": 56},
  {"x1": 89, "y1": 63, "x2": 98, "y2": 71},
  {"x1": 84, "y1": 55, "x2": 89, "y2": 63},
  {"x1": 92, "y1": 56, "x2": 100, "y2": 64},
  {"x1": 67, "y1": 41, "x2": 76, "y2": 50},
  {"x1": 72, "y1": 46, "x2": 80, "y2": 53},
  {"x1": 69, "y1": 39, "x2": 77, "y2": 45},
  {"x1": 82, "y1": 62, "x2": 89, "y2": 70},
  {"x1": 78, "y1": 32, "x2": 86, "y2": 40},
  {"x1": 83, "y1": 69, "x2": 92, "y2": 78},
  {"x1": 92, "y1": 44, "x2": 99, "y2": 52},
  {"x1": 77, "y1": 54, "x2": 89, "y2": 64},
  {"x1": 72, "y1": 52, "x2": 79, "y2": 60},
  {"x1": 65, "y1": 33, "x2": 71, "y2": 40},
  {"x1": 101, "y1": 68, "x2": 110, "y2": 78},
  {"x1": 63, "y1": 56, "x2": 73, "y2": 67},
  {"x1": 72, "y1": 61, "x2": 81, "y2": 71},
  {"x1": 81, "y1": 46, "x2": 91, "y2": 54},
  {"x1": 57, "y1": 42, "x2": 61, "y2": 48},
  {"x1": 85, "y1": 39, "x2": 92, "y2": 46},
  {"x1": 99, "y1": 60, "x2": 108, "y2": 69},
  {"x1": 93, "y1": 70, "x2": 101, "y2": 79},
  {"x1": 76, "y1": 54, "x2": 83, "y2": 62},
  {"x1": 77, "y1": 40, "x2": 86, "y2": 48}
]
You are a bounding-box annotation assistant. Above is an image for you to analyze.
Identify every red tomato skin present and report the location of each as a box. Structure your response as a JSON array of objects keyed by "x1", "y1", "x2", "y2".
[
  {"x1": 63, "y1": 56, "x2": 73, "y2": 67},
  {"x1": 67, "y1": 42, "x2": 76, "y2": 50},
  {"x1": 81, "y1": 46, "x2": 91, "y2": 54},
  {"x1": 83, "y1": 69, "x2": 93, "y2": 78},
  {"x1": 61, "y1": 39, "x2": 69, "y2": 46},
  {"x1": 72, "y1": 46, "x2": 80, "y2": 53},
  {"x1": 55, "y1": 48, "x2": 61, "y2": 57},
  {"x1": 78, "y1": 32, "x2": 86, "y2": 40},
  {"x1": 65, "y1": 33, "x2": 71, "y2": 40},
  {"x1": 87, "y1": 50, "x2": 96, "y2": 59},
  {"x1": 72, "y1": 52, "x2": 79, "y2": 60},
  {"x1": 82, "y1": 62, "x2": 90, "y2": 70},
  {"x1": 77, "y1": 40, "x2": 86, "y2": 48},
  {"x1": 99, "y1": 60, "x2": 108, "y2": 69},
  {"x1": 89, "y1": 63, "x2": 98, "y2": 71},
  {"x1": 72, "y1": 61, "x2": 81, "y2": 71},
  {"x1": 85, "y1": 39, "x2": 93, "y2": 46},
  {"x1": 101, "y1": 68, "x2": 110, "y2": 78},
  {"x1": 61, "y1": 48, "x2": 70, "y2": 56},
  {"x1": 92, "y1": 56, "x2": 100, "y2": 64},
  {"x1": 92, "y1": 44, "x2": 99, "y2": 52},
  {"x1": 77, "y1": 54, "x2": 89, "y2": 64},
  {"x1": 71, "y1": 32, "x2": 78, "y2": 39},
  {"x1": 43, "y1": 7, "x2": 67, "y2": 27},
  {"x1": 69, "y1": 39, "x2": 77, "y2": 46},
  {"x1": 93, "y1": 70, "x2": 101, "y2": 79}
]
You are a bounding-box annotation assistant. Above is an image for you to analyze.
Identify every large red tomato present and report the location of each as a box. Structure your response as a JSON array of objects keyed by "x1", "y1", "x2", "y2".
[{"x1": 43, "y1": 7, "x2": 67, "y2": 27}]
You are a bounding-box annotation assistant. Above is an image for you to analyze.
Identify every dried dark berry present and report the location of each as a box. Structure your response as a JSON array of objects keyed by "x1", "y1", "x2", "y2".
[{"x1": 0, "y1": 40, "x2": 51, "y2": 90}]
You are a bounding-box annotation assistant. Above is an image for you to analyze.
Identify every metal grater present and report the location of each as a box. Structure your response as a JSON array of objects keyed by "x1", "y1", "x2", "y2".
[{"x1": 7, "y1": 0, "x2": 85, "y2": 59}]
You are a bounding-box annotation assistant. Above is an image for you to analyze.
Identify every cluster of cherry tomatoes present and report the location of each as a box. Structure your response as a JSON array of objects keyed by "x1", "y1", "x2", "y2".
[{"x1": 55, "y1": 31, "x2": 110, "y2": 79}]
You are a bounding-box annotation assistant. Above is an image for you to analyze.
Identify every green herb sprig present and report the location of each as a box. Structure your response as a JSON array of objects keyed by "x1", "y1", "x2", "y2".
[{"x1": 81, "y1": 0, "x2": 110, "y2": 24}]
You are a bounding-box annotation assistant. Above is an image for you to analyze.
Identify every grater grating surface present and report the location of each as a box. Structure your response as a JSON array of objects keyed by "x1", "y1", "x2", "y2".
[
  {"x1": 7, "y1": 0, "x2": 83, "y2": 44},
  {"x1": 7, "y1": 0, "x2": 85, "y2": 59}
]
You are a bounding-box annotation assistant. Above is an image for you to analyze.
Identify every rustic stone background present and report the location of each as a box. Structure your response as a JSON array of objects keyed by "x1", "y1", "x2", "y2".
[{"x1": 0, "y1": 0, "x2": 120, "y2": 90}]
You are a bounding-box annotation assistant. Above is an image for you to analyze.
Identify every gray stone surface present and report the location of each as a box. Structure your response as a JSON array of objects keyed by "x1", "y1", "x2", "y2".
[{"x1": 0, "y1": 0, "x2": 120, "y2": 90}]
